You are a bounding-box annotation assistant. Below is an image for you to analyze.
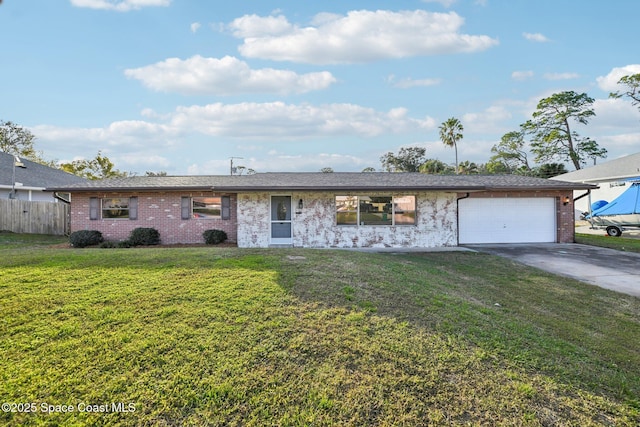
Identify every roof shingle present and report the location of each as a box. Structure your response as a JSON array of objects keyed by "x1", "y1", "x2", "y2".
[
  {"x1": 0, "y1": 152, "x2": 89, "y2": 189},
  {"x1": 46, "y1": 172, "x2": 595, "y2": 192}
]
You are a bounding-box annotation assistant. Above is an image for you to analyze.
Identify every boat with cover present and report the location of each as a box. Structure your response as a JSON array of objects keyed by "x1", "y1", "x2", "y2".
[{"x1": 586, "y1": 182, "x2": 640, "y2": 236}]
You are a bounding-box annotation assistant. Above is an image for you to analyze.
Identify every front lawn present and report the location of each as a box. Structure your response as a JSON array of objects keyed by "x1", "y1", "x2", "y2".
[
  {"x1": 576, "y1": 233, "x2": 640, "y2": 253},
  {"x1": 1, "y1": 239, "x2": 639, "y2": 425}
]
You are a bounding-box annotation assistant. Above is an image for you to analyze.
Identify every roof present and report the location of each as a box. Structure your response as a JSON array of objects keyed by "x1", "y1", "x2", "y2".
[
  {"x1": 47, "y1": 172, "x2": 595, "y2": 192},
  {"x1": 552, "y1": 152, "x2": 640, "y2": 183},
  {"x1": 0, "y1": 151, "x2": 89, "y2": 190}
]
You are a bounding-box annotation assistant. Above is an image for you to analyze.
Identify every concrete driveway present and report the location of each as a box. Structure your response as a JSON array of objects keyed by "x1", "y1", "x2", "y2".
[{"x1": 466, "y1": 243, "x2": 640, "y2": 298}]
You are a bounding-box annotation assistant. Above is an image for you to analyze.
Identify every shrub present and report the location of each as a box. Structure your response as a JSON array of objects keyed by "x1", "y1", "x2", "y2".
[
  {"x1": 69, "y1": 230, "x2": 104, "y2": 248},
  {"x1": 128, "y1": 227, "x2": 160, "y2": 246},
  {"x1": 117, "y1": 240, "x2": 133, "y2": 248},
  {"x1": 203, "y1": 229, "x2": 227, "y2": 245},
  {"x1": 99, "y1": 241, "x2": 116, "y2": 249}
]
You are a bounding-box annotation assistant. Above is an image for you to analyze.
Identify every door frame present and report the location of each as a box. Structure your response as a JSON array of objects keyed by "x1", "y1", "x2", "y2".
[{"x1": 270, "y1": 194, "x2": 293, "y2": 245}]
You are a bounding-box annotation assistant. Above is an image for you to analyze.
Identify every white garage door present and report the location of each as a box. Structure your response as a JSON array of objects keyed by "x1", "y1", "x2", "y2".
[{"x1": 459, "y1": 198, "x2": 556, "y2": 244}]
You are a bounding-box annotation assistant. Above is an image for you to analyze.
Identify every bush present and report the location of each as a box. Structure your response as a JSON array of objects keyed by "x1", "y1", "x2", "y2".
[
  {"x1": 117, "y1": 240, "x2": 133, "y2": 248},
  {"x1": 203, "y1": 229, "x2": 227, "y2": 245},
  {"x1": 99, "y1": 241, "x2": 116, "y2": 249},
  {"x1": 128, "y1": 228, "x2": 160, "y2": 246},
  {"x1": 70, "y1": 230, "x2": 104, "y2": 248}
]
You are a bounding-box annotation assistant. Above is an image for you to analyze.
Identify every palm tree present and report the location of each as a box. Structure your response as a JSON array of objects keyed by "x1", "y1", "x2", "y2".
[
  {"x1": 439, "y1": 117, "x2": 464, "y2": 174},
  {"x1": 457, "y1": 160, "x2": 479, "y2": 175}
]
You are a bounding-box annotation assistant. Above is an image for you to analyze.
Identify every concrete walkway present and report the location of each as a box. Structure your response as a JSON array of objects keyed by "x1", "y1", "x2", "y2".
[{"x1": 466, "y1": 243, "x2": 640, "y2": 298}]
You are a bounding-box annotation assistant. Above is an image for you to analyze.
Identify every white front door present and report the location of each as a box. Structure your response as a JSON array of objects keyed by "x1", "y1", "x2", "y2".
[{"x1": 270, "y1": 195, "x2": 292, "y2": 245}]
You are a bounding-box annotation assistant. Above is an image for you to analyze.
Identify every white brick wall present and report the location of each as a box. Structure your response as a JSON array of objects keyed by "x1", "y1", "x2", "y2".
[{"x1": 237, "y1": 191, "x2": 458, "y2": 248}]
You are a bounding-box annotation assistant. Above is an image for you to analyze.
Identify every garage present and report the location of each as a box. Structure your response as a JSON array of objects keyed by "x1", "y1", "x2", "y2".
[{"x1": 458, "y1": 197, "x2": 557, "y2": 244}]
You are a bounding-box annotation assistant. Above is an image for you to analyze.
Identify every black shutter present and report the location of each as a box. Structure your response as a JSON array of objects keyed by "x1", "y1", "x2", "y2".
[
  {"x1": 89, "y1": 197, "x2": 99, "y2": 220},
  {"x1": 181, "y1": 197, "x2": 191, "y2": 220},
  {"x1": 129, "y1": 197, "x2": 138, "y2": 220},
  {"x1": 221, "y1": 196, "x2": 231, "y2": 220}
]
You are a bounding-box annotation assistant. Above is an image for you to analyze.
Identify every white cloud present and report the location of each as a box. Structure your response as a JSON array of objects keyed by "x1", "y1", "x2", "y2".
[
  {"x1": 190, "y1": 22, "x2": 201, "y2": 33},
  {"x1": 33, "y1": 121, "x2": 180, "y2": 149},
  {"x1": 592, "y1": 98, "x2": 640, "y2": 131},
  {"x1": 34, "y1": 102, "x2": 436, "y2": 149},
  {"x1": 119, "y1": 153, "x2": 171, "y2": 170},
  {"x1": 229, "y1": 14, "x2": 293, "y2": 38},
  {"x1": 124, "y1": 55, "x2": 337, "y2": 95},
  {"x1": 523, "y1": 32, "x2": 550, "y2": 42},
  {"x1": 229, "y1": 10, "x2": 499, "y2": 64},
  {"x1": 34, "y1": 102, "x2": 436, "y2": 174},
  {"x1": 596, "y1": 64, "x2": 640, "y2": 91},
  {"x1": 511, "y1": 70, "x2": 534, "y2": 81},
  {"x1": 543, "y1": 72, "x2": 580, "y2": 80},
  {"x1": 69, "y1": 0, "x2": 171, "y2": 12},
  {"x1": 462, "y1": 105, "x2": 512, "y2": 134},
  {"x1": 170, "y1": 102, "x2": 436, "y2": 139}
]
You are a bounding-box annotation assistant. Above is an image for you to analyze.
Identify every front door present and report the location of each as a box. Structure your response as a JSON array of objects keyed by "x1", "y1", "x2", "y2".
[{"x1": 270, "y1": 196, "x2": 292, "y2": 245}]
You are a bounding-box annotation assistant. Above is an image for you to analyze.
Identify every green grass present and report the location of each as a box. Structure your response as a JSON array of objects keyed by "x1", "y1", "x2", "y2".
[
  {"x1": 0, "y1": 231, "x2": 68, "y2": 249},
  {"x1": 1, "y1": 235, "x2": 639, "y2": 425},
  {"x1": 576, "y1": 233, "x2": 640, "y2": 253}
]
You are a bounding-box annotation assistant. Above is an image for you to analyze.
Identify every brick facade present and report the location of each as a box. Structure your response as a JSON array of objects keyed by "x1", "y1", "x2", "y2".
[
  {"x1": 460, "y1": 190, "x2": 576, "y2": 243},
  {"x1": 69, "y1": 188, "x2": 577, "y2": 246},
  {"x1": 70, "y1": 192, "x2": 237, "y2": 244}
]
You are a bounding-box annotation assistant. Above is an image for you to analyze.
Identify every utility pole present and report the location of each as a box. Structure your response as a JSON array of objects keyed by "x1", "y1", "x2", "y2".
[{"x1": 229, "y1": 157, "x2": 243, "y2": 176}]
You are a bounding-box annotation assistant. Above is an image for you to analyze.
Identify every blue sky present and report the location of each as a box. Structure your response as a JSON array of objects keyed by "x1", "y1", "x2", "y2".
[{"x1": 1, "y1": 0, "x2": 638, "y2": 175}]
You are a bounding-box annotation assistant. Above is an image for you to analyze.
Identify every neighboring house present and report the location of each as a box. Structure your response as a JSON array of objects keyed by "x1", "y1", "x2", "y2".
[
  {"x1": 553, "y1": 152, "x2": 640, "y2": 216},
  {"x1": 48, "y1": 173, "x2": 594, "y2": 248},
  {"x1": 0, "y1": 151, "x2": 88, "y2": 202}
]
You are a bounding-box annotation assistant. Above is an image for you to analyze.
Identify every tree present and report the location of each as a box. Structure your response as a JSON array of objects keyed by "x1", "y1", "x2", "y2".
[
  {"x1": 380, "y1": 146, "x2": 427, "y2": 172},
  {"x1": 361, "y1": 167, "x2": 376, "y2": 172},
  {"x1": 490, "y1": 130, "x2": 532, "y2": 173},
  {"x1": 483, "y1": 159, "x2": 511, "y2": 174},
  {"x1": 419, "y1": 159, "x2": 454, "y2": 174},
  {"x1": 533, "y1": 163, "x2": 568, "y2": 178},
  {"x1": 439, "y1": 117, "x2": 463, "y2": 174},
  {"x1": 59, "y1": 151, "x2": 129, "y2": 180},
  {"x1": 609, "y1": 73, "x2": 640, "y2": 111},
  {"x1": 457, "y1": 160, "x2": 479, "y2": 175},
  {"x1": 524, "y1": 91, "x2": 606, "y2": 170},
  {"x1": 0, "y1": 120, "x2": 38, "y2": 159},
  {"x1": 320, "y1": 167, "x2": 334, "y2": 173},
  {"x1": 145, "y1": 171, "x2": 168, "y2": 176}
]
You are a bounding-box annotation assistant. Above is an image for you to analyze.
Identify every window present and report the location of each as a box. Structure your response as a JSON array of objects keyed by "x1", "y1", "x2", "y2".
[
  {"x1": 359, "y1": 196, "x2": 392, "y2": 225},
  {"x1": 336, "y1": 195, "x2": 415, "y2": 226},
  {"x1": 101, "y1": 197, "x2": 133, "y2": 219},
  {"x1": 336, "y1": 196, "x2": 358, "y2": 225},
  {"x1": 181, "y1": 196, "x2": 231, "y2": 220},
  {"x1": 192, "y1": 197, "x2": 221, "y2": 219},
  {"x1": 393, "y1": 196, "x2": 416, "y2": 225}
]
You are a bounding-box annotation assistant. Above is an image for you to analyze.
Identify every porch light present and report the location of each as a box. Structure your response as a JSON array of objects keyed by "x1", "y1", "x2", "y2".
[
  {"x1": 298, "y1": 199, "x2": 303, "y2": 210},
  {"x1": 563, "y1": 196, "x2": 571, "y2": 206}
]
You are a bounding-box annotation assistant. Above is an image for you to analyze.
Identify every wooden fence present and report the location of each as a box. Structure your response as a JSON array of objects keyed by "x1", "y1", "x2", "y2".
[{"x1": 0, "y1": 199, "x2": 70, "y2": 235}]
